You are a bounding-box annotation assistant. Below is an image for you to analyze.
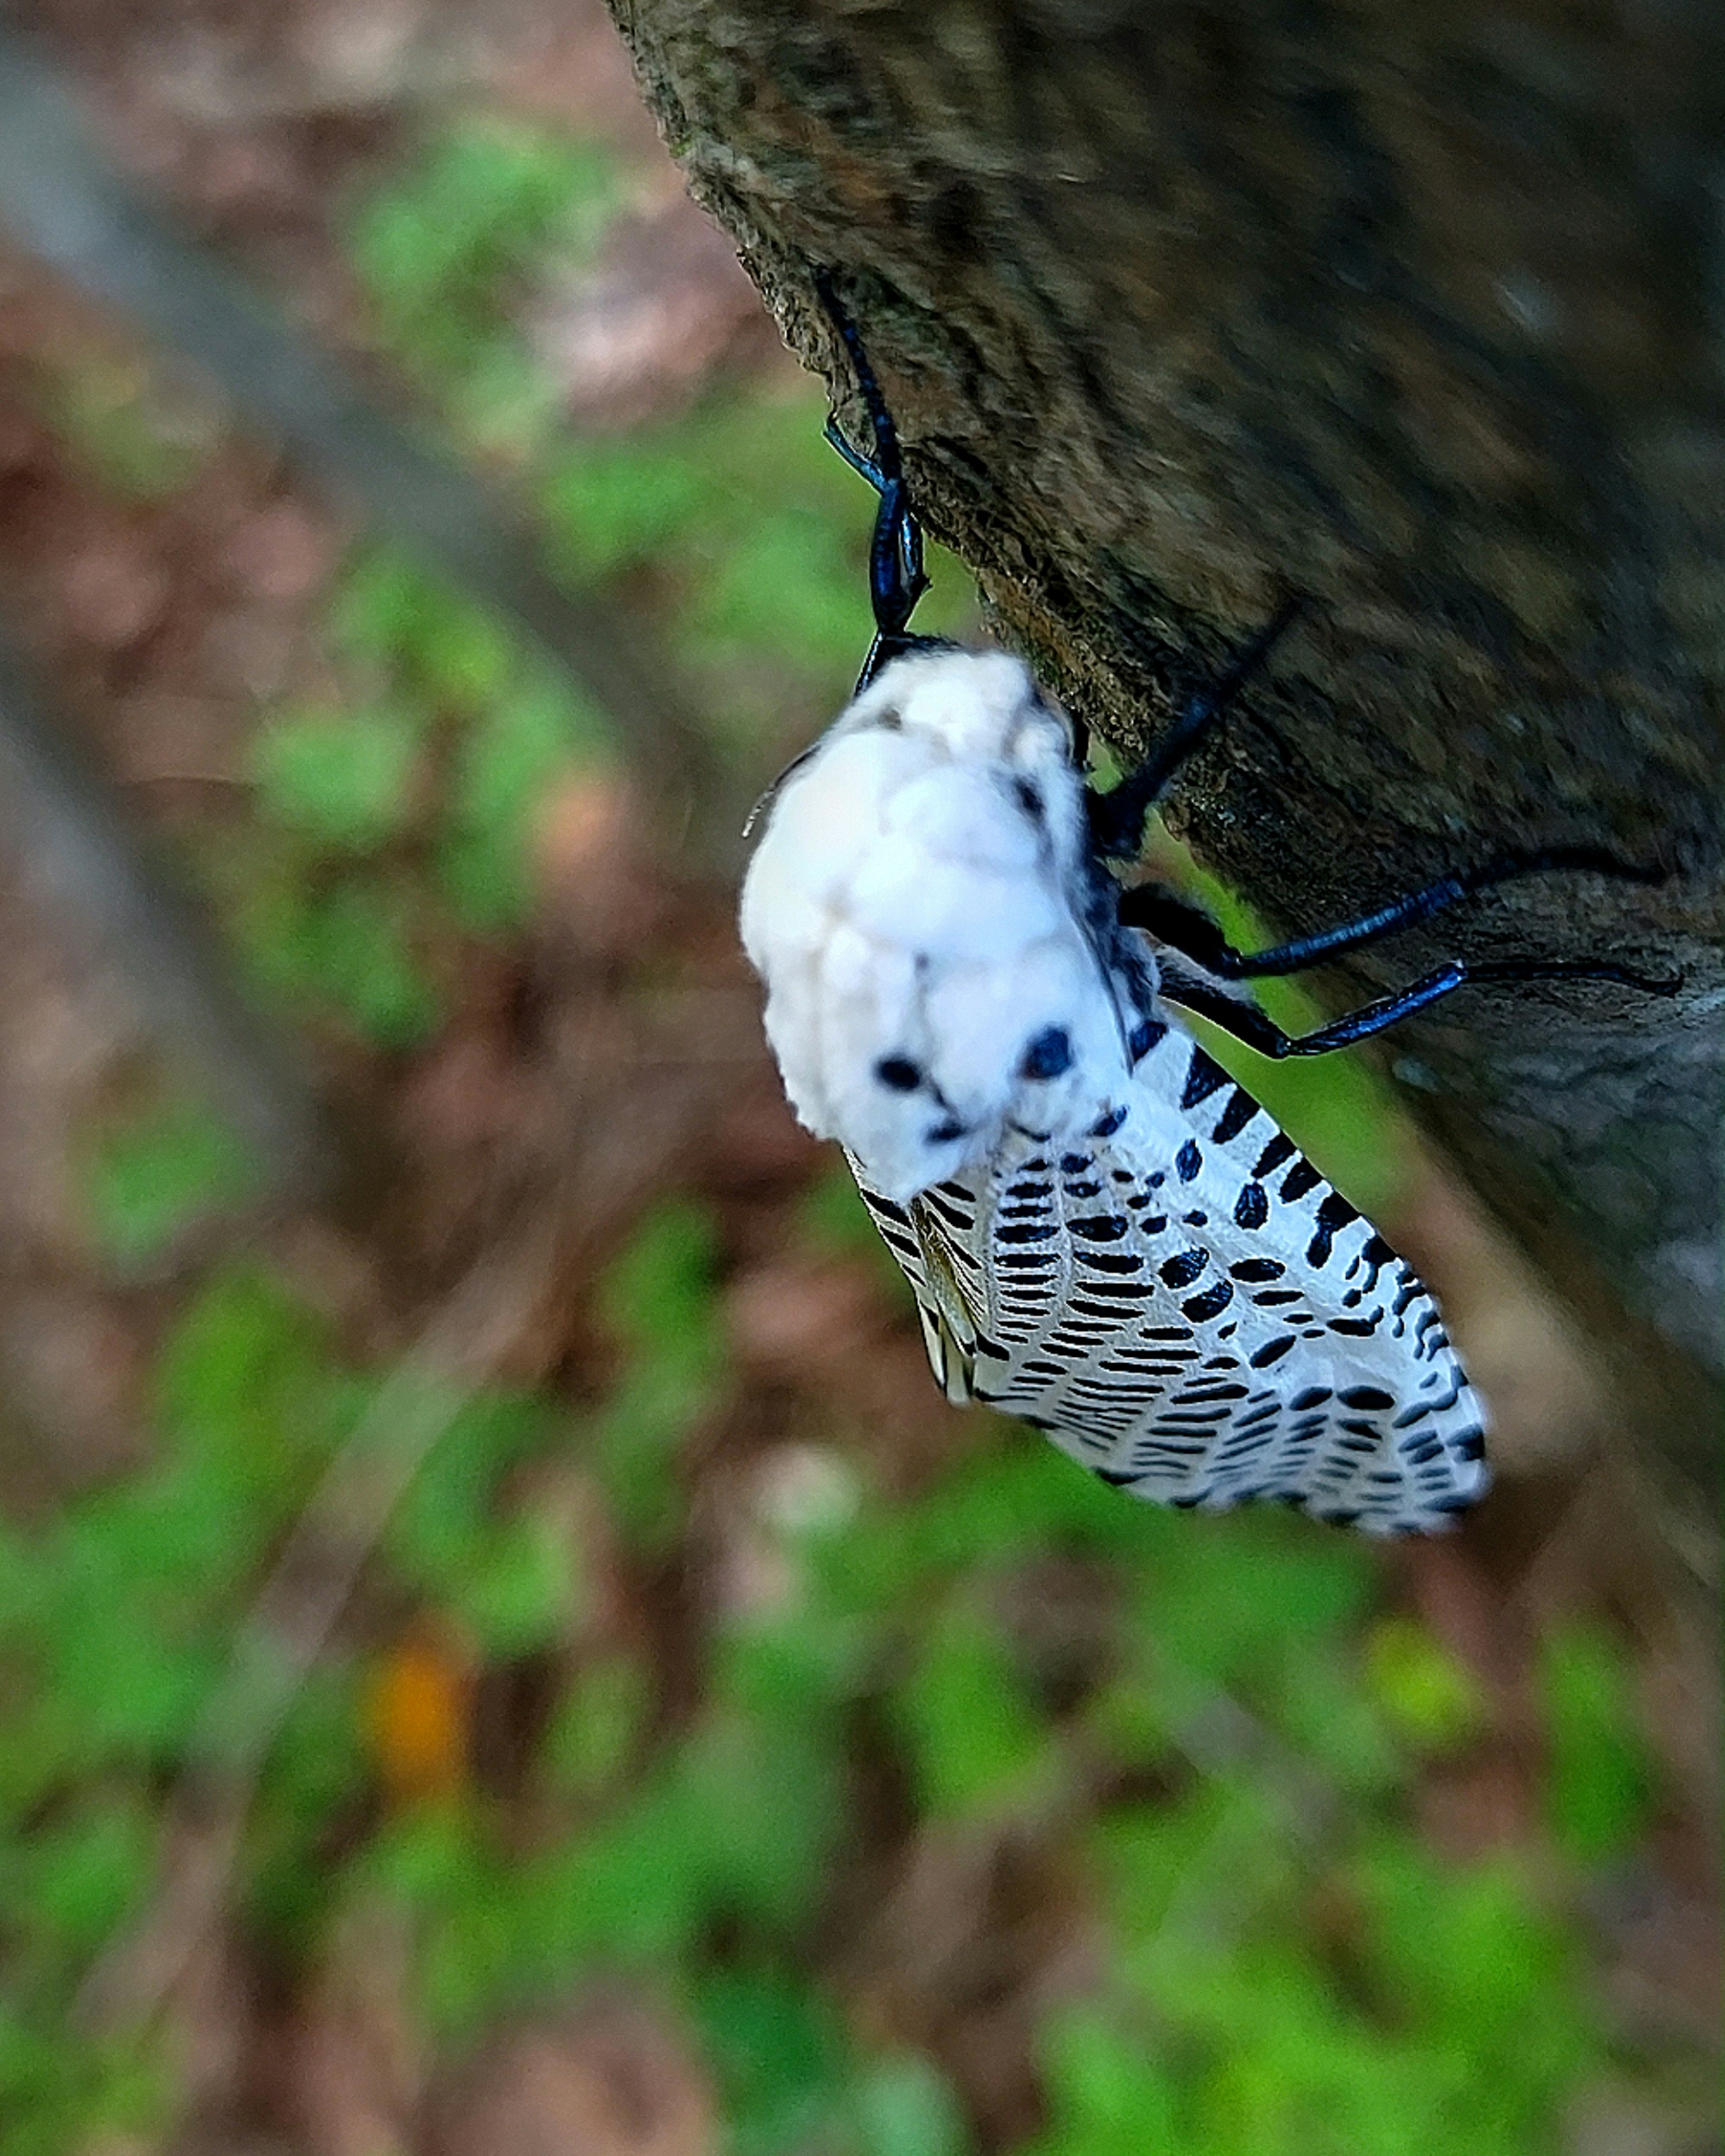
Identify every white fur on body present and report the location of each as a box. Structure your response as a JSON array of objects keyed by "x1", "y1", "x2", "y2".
[
  {"x1": 739, "y1": 649, "x2": 1489, "y2": 1532},
  {"x1": 739, "y1": 651, "x2": 1137, "y2": 1203}
]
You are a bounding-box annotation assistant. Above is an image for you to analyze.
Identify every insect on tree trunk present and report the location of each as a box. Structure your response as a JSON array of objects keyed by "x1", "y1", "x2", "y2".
[{"x1": 602, "y1": 0, "x2": 1724, "y2": 1439}]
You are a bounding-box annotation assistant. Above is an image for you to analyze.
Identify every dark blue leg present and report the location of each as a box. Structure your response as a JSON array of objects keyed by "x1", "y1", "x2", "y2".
[
  {"x1": 1120, "y1": 849, "x2": 1672, "y2": 979},
  {"x1": 821, "y1": 422, "x2": 929, "y2": 687},
  {"x1": 813, "y1": 274, "x2": 937, "y2": 689},
  {"x1": 1158, "y1": 954, "x2": 1679, "y2": 1059},
  {"x1": 822, "y1": 415, "x2": 885, "y2": 492},
  {"x1": 821, "y1": 419, "x2": 928, "y2": 642},
  {"x1": 1088, "y1": 593, "x2": 1305, "y2": 860}
]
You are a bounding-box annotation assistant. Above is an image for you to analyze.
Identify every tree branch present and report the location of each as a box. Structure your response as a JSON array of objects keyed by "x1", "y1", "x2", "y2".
[{"x1": 606, "y1": 0, "x2": 1723, "y2": 1393}]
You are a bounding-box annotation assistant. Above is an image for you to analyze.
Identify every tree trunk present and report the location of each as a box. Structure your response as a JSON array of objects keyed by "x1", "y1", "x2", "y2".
[{"x1": 606, "y1": 0, "x2": 1722, "y2": 1400}]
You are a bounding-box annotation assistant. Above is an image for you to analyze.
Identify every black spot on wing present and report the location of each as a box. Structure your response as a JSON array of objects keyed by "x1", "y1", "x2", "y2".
[
  {"x1": 1181, "y1": 1280, "x2": 1234, "y2": 1322},
  {"x1": 1305, "y1": 1190, "x2": 1361, "y2": 1268},
  {"x1": 922, "y1": 1190, "x2": 974, "y2": 1230},
  {"x1": 1211, "y1": 1087, "x2": 1259, "y2": 1144},
  {"x1": 1252, "y1": 1134, "x2": 1296, "y2": 1179},
  {"x1": 1181, "y1": 1045, "x2": 1229, "y2": 1110},
  {"x1": 1159, "y1": 1248, "x2": 1208, "y2": 1288},
  {"x1": 1280, "y1": 1159, "x2": 1322, "y2": 1202},
  {"x1": 1070, "y1": 1215, "x2": 1130, "y2": 1241},
  {"x1": 1251, "y1": 1130, "x2": 1294, "y2": 1181},
  {"x1": 1129, "y1": 1018, "x2": 1168, "y2": 1061},
  {"x1": 1234, "y1": 1182, "x2": 1268, "y2": 1229},
  {"x1": 1175, "y1": 1140, "x2": 1203, "y2": 1182}
]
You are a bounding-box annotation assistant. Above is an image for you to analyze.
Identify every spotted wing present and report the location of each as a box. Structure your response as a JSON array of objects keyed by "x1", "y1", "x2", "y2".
[{"x1": 853, "y1": 1016, "x2": 1487, "y2": 1534}]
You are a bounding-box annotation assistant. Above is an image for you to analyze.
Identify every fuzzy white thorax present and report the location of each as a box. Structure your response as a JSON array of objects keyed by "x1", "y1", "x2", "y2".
[{"x1": 740, "y1": 648, "x2": 1145, "y2": 1202}]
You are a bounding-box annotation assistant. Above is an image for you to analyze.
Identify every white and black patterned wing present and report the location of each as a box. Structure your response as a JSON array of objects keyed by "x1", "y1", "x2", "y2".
[{"x1": 854, "y1": 1016, "x2": 1488, "y2": 1535}]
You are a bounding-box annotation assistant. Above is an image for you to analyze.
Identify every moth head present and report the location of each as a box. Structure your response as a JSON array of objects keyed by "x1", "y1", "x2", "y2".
[{"x1": 834, "y1": 648, "x2": 1078, "y2": 773}]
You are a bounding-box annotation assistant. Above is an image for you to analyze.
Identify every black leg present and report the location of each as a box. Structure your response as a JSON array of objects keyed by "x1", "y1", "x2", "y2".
[
  {"x1": 1158, "y1": 954, "x2": 1679, "y2": 1060},
  {"x1": 1088, "y1": 593, "x2": 1305, "y2": 861},
  {"x1": 1121, "y1": 849, "x2": 1671, "y2": 980}
]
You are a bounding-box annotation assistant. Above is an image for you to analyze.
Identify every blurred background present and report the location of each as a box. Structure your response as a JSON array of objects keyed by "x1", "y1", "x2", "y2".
[{"x1": 0, "y1": 3, "x2": 1716, "y2": 2150}]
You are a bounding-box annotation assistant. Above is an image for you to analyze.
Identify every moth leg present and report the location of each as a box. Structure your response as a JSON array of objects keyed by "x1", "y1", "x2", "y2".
[
  {"x1": 1121, "y1": 849, "x2": 1672, "y2": 980},
  {"x1": 822, "y1": 415, "x2": 927, "y2": 641},
  {"x1": 822, "y1": 415, "x2": 886, "y2": 493},
  {"x1": 813, "y1": 274, "x2": 932, "y2": 688},
  {"x1": 1088, "y1": 592, "x2": 1305, "y2": 861},
  {"x1": 1158, "y1": 955, "x2": 1679, "y2": 1059}
]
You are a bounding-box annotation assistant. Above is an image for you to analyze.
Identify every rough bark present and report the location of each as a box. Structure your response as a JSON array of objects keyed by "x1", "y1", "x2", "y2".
[{"x1": 606, "y1": 0, "x2": 1722, "y2": 1389}]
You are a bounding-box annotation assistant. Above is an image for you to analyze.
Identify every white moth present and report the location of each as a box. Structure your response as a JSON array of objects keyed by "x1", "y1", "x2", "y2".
[{"x1": 740, "y1": 645, "x2": 1489, "y2": 1533}]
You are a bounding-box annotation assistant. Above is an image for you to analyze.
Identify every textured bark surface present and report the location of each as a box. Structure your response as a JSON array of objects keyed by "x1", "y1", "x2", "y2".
[{"x1": 606, "y1": 0, "x2": 1722, "y2": 1380}]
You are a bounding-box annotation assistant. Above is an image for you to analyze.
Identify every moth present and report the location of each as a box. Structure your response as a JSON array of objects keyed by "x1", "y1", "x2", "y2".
[{"x1": 739, "y1": 274, "x2": 1673, "y2": 1533}]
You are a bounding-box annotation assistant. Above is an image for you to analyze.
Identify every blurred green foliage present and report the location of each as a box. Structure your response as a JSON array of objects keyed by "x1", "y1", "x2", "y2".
[
  {"x1": 8, "y1": 108, "x2": 1677, "y2": 2156},
  {"x1": 251, "y1": 702, "x2": 423, "y2": 856},
  {"x1": 212, "y1": 115, "x2": 976, "y2": 1056},
  {"x1": 1538, "y1": 1624, "x2": 1655, "y2": 1865},
  {"x1": 1364, "y1": 1613, "x2": 1488, "y2": 1754},
  {"x1": 0, "y1": 1221, "x2": 1663, "y2": 2152},
  {"x1": 83, "y1": 1096, "x2": 261, "y2": 1268},
  {"x1": 349, "y1": 117, "x2": 624, "y2": 449},
  {"x1": 539, "y1": 397, "x2": 975, "y2": 723},
  {"x1": 37, "y1": 354, "x2": 217, "y2": 501},
  {"x1": 222, "y1": 555, "x2": 615, "y2": 1048},
  {"x1": 353, "y1": 116, "x2": 973, "y2": 733},
  {"x1": 588, "y1": 1204, "x2": 724, "y2": 1553}
]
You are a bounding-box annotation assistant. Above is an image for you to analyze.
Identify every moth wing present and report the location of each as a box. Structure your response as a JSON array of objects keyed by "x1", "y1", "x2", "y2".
[
  {"x1": 845, "y1": 1154, "x2": 984, "y2": 1406},
  {"x1": 856, "y1": 1015, "x2": 1488, "y2": 1535}
]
